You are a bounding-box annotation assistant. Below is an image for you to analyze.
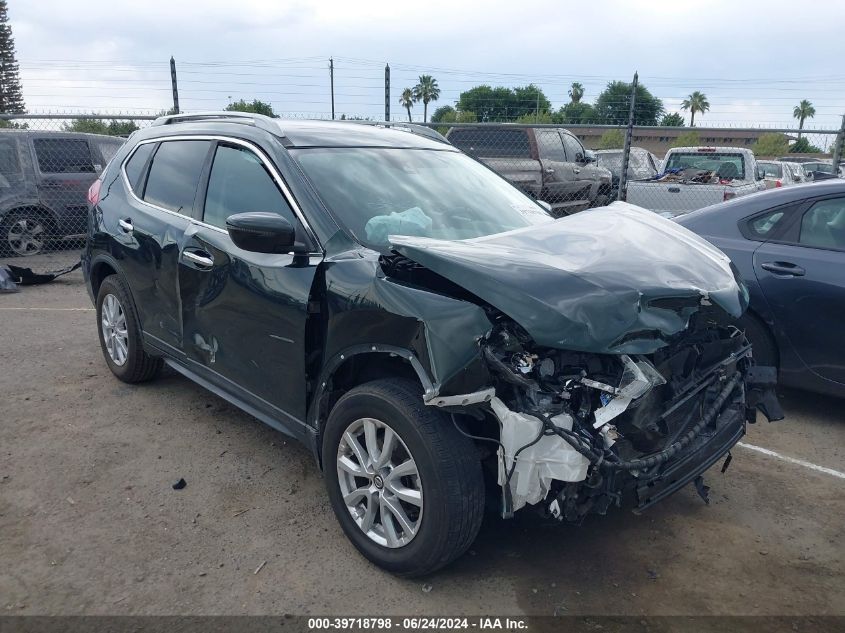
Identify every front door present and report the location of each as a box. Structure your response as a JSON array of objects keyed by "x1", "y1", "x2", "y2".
[
  {"x1": 753, "y1": 195, "x2": 845, "y2": 385},
  {"x1": 178, "y1": 141, "x2": 321, "y2": 426}
]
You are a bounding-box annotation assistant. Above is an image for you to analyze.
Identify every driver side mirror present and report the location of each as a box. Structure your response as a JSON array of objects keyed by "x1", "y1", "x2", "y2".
[
  {"x1": 582, "y1": 150, "x2": 597, "y2": 164},
  {"x1": 226, "y1": 212, "x2": 300, "y2": 254},
  {"x1": 756, "y1": 168, "x2": 766, "y2": 181}
]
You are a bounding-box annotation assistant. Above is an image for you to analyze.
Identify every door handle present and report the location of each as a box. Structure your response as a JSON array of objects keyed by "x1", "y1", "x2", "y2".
[
  {"x1": 761, "y1": 261, "x2": 805, "y2": 276},
  {"x1": 544, "y1": 167, "x2": 555, "y2": 175},
  {"x1": 182, "y1": 249, "x2": 214, "y2": 269},
  {"x1": 118, "y1": 218, "x2": 133, "y2": 233},
  {"x1": 572, "y1": 168, "x2": 581, "y2": 174}
]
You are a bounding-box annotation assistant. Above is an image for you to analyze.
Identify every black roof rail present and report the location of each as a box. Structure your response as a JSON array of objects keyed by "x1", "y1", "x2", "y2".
[{"x1": 151, "y1": 111, "x2": 284, "y2": 136}]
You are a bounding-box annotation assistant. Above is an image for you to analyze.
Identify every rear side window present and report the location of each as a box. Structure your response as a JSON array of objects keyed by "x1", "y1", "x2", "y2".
[
  {"x1": 799, "y1": 198, "x2": 845, "y2": 250},
  {"x1": 746, "y1": 208, "x2": 790, "y2": 239},
  {"x1": 203, "y1": 144, "x2": 296, "y2": 230},
  {"x1": 123, "y1": 143, "x2": 155, "y2": 193},
  {"x1": 0, "y1": 139, "x2": 20, "y2": 175},
  {"x1": 447, "y1": 129, "x2": 531, "y2": 158},
  {"x1": 143, "y1": 141, "x2": 211, "y2": 215},
  {"x1": 33, "y1": 138, "x2": 95, "y2": 173}
]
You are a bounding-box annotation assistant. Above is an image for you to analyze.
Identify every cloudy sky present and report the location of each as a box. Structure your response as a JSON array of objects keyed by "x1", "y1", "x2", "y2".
[{"x1": 9, "y1": 0, "x2": 845, "y2": 139}]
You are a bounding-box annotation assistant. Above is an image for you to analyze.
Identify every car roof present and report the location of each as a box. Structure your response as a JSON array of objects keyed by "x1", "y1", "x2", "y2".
[{"x1": 148, "y1": 112, "x2": 453, "y2": 150}]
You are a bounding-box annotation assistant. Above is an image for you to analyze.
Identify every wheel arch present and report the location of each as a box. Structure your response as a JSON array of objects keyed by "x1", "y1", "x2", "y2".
[
  {"x1": 2, "y1": 204, "x2": 61, "y2": 230},
  {"x1": 307, "y1": 345, "x2": 436, "y2": 469},
  {"x1": 739, "y1": 306, "x2": 780, "y2": 368}
]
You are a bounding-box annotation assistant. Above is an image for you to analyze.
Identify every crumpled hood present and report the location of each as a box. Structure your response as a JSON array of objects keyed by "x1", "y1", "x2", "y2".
[{"x1": 389, "y1": 203, "x2": 748, "y2": 354}]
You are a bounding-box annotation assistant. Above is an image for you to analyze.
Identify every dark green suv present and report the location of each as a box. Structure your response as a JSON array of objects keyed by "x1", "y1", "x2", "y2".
[{"x1": 83, "y1": 113, "x2": 779, "y2": 576}]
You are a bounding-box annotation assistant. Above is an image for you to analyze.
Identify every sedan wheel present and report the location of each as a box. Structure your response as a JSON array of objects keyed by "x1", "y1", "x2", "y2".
[{"x1": 337, "y1": 417, "x2": 423, "y2": 548}]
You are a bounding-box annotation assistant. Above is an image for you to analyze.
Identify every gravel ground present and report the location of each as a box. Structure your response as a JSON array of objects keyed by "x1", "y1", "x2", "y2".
[{"x1": 1, "y1": 251, "x2": 843, "y2": 617}]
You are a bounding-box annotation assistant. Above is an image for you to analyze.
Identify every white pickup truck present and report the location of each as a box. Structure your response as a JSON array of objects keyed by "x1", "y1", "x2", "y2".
[{"x1": 626, "y1": 146, "x2": 766, "y2": 216}]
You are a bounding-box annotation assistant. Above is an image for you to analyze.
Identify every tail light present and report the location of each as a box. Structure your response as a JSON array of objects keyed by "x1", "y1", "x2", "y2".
[
  {"x1": 87, "y1": 179, "x2": 102, "y2": 205},
  {"x1": 775, "y1": 180, "x2": 782, "y2": 188},
  {"x1": 723, "y1": 190, "x2": 737, "y2": 201}
]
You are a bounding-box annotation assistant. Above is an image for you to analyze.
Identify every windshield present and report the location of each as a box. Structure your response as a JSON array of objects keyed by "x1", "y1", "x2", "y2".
[
  {"x1": 759, "y1": 162, "x2": 783, "y2": 178},
  {"x1": 664, "y1": 152, "x2": 746, "y2": 180},
  {"x1": 291, "y1": 147, "x2": 552, "y2": 249}
]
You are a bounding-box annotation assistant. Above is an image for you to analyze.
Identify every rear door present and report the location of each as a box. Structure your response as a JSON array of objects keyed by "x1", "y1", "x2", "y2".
[
  {"x1": 753, "y1": 194, "x2": 845, "y2": 384},
  {"x1": 115, "y1": 138, "x2": 214, "y2": 352},
  {"x1": 30, "y1": 135, "x2": 101, "y2": 237},
  {"x1": 178, "y1": 139, "x2": 321, "y2": 428}
]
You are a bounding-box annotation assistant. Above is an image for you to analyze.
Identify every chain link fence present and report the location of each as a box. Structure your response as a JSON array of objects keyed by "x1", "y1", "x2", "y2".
[{"x1": 1, "y1": 112, "x2": 842, "y2": 267}]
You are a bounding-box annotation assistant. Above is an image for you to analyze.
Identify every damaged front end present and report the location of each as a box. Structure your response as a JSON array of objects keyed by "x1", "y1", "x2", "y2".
[{"x1": 478, "y1": 311, "x2": 782, "y2": 522}]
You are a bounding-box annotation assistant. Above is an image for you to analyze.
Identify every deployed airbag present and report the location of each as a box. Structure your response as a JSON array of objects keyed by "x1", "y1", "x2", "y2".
[{"x1": 365, "y1": 207, "x2": 432, "y2": 245}]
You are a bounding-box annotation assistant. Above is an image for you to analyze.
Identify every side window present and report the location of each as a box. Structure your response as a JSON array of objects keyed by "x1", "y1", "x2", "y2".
[
  {"x1": 535, "y1": 131, "x2": 567, "y2": 162},
  {"x1": 745, "y1": 208, "x2": 791, "y2": 239},
  {"x1": 123, "y1": 143, "x2": 156, "y2": 194},
  {"x1": 143, "y1": 141, "x2": 211, "y2": 215},
  {"x1": 0, "y1": 139, "x2": 20, "y2": 176},
  {"x1": 561, "y1": 133, "x2": 584, "y2": 162},
  {"x1": 799, "y1": 198, "x2": 845, "y2": 250},
  {"x1": 203, "y1": 144, "x2": 296, "y2": 230},
  {"x1": 33, "y1": 138, "x2": 95, "y2": 173}
]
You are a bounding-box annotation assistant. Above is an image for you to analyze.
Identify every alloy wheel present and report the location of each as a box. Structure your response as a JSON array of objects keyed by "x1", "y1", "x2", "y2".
[
  {"x1": 336, "y1": 417, "x2": 423, "y2": 548},
  {"x1": 101, "y1": 294, "x2": 129, "y2": 366},
  {"x1": 7, "y1": 217, "x2": 46, "y2": 256}
]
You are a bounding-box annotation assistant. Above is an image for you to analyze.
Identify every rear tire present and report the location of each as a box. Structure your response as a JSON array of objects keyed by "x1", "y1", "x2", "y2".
[
  {"x1": 96, "y1": 275, "x2": 163, "y2": 383},
  {"x1": 323, "y1": 378, "x2": 485, "y2": 577},
  {"x1": 0, "y1": 210, "x2": 55, "y2": 257}
]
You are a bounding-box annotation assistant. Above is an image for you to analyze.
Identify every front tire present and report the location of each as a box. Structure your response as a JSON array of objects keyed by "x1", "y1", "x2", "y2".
[
  {"x1": 323, "y1": 379, "x2": 484, "y2": 577},
  {"x1": 96, "y1": 275, "x2": 163, "y2": 383}
]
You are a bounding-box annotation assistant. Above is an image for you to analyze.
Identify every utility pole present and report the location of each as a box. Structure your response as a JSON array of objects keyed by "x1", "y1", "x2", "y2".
[
  {"x1": 384, "y1": 64, "x2": 390, "y2": 122},
  {"x1": 832, "y1": 114, "x2": 845, "y2": 175},
  {"x1": 169, "y1": 56, "x2": 180, "y2": 114},
  {"x1": 329, "y1": 57, "x2": 335, "y2": 120},
  {"x1": 618, "y1": 71, "x2": 638, "y2": 202}
]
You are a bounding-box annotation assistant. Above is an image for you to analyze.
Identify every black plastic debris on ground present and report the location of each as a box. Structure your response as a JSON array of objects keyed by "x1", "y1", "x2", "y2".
[{"x1": 172, "y1": 478, "x2": 187, "y2": 490}]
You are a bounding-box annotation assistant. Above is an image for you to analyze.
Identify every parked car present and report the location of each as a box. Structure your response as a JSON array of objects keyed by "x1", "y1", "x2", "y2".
[
  {"x1": 446, "y1": 125, "x2": 612, "y2": 215},
  {"x1": 626, "y1": 147, "x2": 766, "y2": 217},
  {"x1": 595, "y1": 147, "x2": 660, "y2": 200},
  {"x1": 84, "y1": 113, "x2": 779, "y2": 576},
  {"x1": 676, "y1": 180, "x2": 845, "y2": 397},
  {"x1": 758, "y1": 160, "x2": 803, "y2": 188},
  {"x1": 800, "y1": 161, "x2": 844, "y2": 181},
  {"x1": 0, "y1": 130, "x2": 124, "y2": 256}
]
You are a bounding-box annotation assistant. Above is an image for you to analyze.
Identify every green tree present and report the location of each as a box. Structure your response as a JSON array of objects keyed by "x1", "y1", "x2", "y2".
[
  {"x1": 660, "y1": 112, "x2": 685, "y2": 127},
  {"x1": 568, "y1": 82, "x2": 584, "y2": 103},
  {"x1": 593, "y1": 81, "x2": 664, "y2": 126},
  {"x1": 64, "y1": 119, "x2": 139, "y2": 136},
  {"x1": 399, "y1": 88, "x2": 414, "y2": 122},
  {"x1": 225, "y1": 99, "x2": 277, "y2": 117},
  {"x1": 680, "y1": 91, "x2": 710, "y2": 127},
  {"x1": 751, "y1": 133, "x2": 789, "y2": 157},
  {"x1": 792, "y1": 100, "x2": 815, "y2": 139},
  {"x1": 0, "y1": 0, "x2": 24, "y2": 114},
  {"x1": 430, "y1": 105, "x2": 455, "y2": 123},
  {"x1": 670, "y1": 131, "x2": 702, "y2": 148},
  {"x1": 433, "y1": 108, "x2": 477, "y2": 135},
  {"x1": 456, "y1": 84, "x2": 552, "y2": 122},
  {"x1": 556, "y1": 101, "x2": 596, "y2": 124},
  {"x1": 789, "y1": 137, "x2": 822, "y2": 153},
  {"x1": 597, "y1": 129, "x2": 625, "y2": 149},
  {"x1": 516, "y1": 111, "x2": 554, "y2": 124},
  {"x1": 412, "y1": 75, "x2": 440, "y2": 122}
]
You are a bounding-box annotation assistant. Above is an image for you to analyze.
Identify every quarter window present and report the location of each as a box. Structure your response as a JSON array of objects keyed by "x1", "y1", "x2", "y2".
[
  {"x1": 33, "y1": 138, "x2": 95, "y2": 173},
  {"x1": 0, "y1": 139, "x2": 20, "y2": 175},
  {"x1": 746, "y1": 209, "x2": 789, "y2": 239},
  {"x1": 123, "y1": 143, "x2": 156, "y2": 193},
  {"x1": 143, "y1": 140, "x2": 211, "y2": 215},
  {"x1": 799, "y1": 198, "x2": 845, "y2": 250},
  {"x1": 561, "y1": 133, "x2": 584, "y2": 162},
  {"x1": 203, "y1": 144, "x2": 296, "y2": 230}
]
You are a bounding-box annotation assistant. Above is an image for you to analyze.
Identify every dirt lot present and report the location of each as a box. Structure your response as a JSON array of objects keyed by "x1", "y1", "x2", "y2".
[{"x1": 1, "y1": 252, "x2": 844, "y2": 617}]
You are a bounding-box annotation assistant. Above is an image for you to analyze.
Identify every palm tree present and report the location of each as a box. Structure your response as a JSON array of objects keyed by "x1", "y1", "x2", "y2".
[
  {"x1": 793, "y1": 99, "x2": 816, "y2": 138},
  {"x1": 568, "y1": 82, "x2": 584, "y2": 103},
  {"x1": 412, "y1": 75, "x2": 440, "y2": 122},
  {"x1": 680, "y1": 91, "x2": 710, "y2": 127},
  {"x1": 399, "y1": 88, "x2": 414, "y2": 122}
]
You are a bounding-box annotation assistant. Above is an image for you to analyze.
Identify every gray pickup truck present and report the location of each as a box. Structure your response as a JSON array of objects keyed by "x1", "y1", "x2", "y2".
[{"x1": 447, "y1": 126, "x2": 612, "y2": 215}]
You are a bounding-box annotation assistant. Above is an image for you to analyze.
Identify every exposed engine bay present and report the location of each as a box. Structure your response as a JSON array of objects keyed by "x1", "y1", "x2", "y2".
[{"x1": 468, "y1": 310, "x2": 782, "y2": 522}]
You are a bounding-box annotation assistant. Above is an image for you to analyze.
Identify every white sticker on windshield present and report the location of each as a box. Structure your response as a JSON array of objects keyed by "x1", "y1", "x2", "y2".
[{"x1": 511, "y1": 202, "x2": 551, "y2": 219}]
